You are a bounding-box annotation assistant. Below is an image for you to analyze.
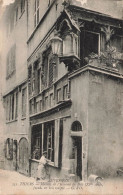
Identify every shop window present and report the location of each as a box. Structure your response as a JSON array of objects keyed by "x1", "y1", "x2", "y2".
[
  {"x1": 31, "y1": 120, "x2": 63, "y2": 167},
  {"x1": 5, "y1": 138, "x2": 13, "y2": 160},
  {"x1": 63, "y1": 85, "x2": 68, "y2": 100},
  {"x1": 34, "y1": 0, "x2": 40, "y2": 27},
  {"x1": 32, "y1": 125, "x2": 42, "y2": 160},
  {"x1": 22, "y1": 87, "x2": 27, "y2": 118},
  {"x1": 44, "y1": 121, "x2": 54, "y2": 162},
  {"x1": 80, "y1": 30, "x2": 100, "y2": 65}
]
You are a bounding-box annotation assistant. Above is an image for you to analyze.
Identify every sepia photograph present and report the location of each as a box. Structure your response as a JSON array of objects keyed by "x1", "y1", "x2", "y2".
[{"x1": 0, "y1": 0, "x2": 123, "y2": 194}]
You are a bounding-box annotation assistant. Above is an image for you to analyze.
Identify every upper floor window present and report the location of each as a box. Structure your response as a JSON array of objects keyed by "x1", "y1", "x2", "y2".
[
  {"x1": 21, "y1": 0, "x2": 25, "y2": 13},
  {"x1": 34, "y1": 0, "x2": 40, "y2": 27},
  {"x1": 44, "y1": 96, "x2": 49, "y2": 110},
  {"x1": 80, "y1": 30, "x2": 100, "y2": 65},
  {"x1": 5, "y1": 91, "x2": 18, "y2": 122},
  {"x1": 22, "y1": 87, "x2": 27, "y2": 118},
  {"x1": 63, "y1": 85, "x2": 68, "y2": 100},
  {"x1": 50, "y1": 93, "x2": 54, "y2": 107},
  {"x1": 15, "y1": 7, "x2": 18, "y2": 22},
  {"x1": 6, "y1": 45, "x2": 16, "y2": 79},
  {"x1": 42, "y1": 48, "x2": 57, "y2": 88}
]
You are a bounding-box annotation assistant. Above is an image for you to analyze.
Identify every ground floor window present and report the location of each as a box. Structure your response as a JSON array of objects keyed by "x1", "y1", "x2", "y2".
[
  {"x1": 44, "y1": 121, "x2": 54, "y2": 162},
  {"x1": 32, "y1": 124, "x2": 42, "y2": 160},
  {"x1": 31, "y1": 119, "x2": 63, "y2": 167}
]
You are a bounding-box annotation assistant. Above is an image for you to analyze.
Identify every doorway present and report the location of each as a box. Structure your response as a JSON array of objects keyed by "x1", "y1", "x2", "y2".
[
  {"x1": 71, "y1": 121, "x2": 82, "y2": 180},
  {"x1": 19, "y1": 138, "x2": 29, "y2": 175},
  {"x1": 13, "y1": 140, "x2": 18, "y2": 171},
  {"x1": 72, "y1": 137, "x2": 82, "y2": 180}
]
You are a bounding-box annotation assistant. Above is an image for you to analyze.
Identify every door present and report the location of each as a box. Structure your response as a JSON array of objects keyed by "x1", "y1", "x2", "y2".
[
  {"x1": 13, "y1": 140, "x2": 18, "y2": 170},
  {"x1": 19, "y1": 138, "x2": 29, "y2": 175},
  {"x1": 72, "y1": 137, "x2": 82, "y2": 180}
]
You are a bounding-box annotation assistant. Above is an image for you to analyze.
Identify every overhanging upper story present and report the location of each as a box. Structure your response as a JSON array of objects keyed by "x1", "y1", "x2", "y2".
[{"x1": 27, "y1": 2, "x2": 123, "y2": 119}]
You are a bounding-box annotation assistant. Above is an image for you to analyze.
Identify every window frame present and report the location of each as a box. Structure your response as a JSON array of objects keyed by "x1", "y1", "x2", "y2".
[
  {"x1": 63, "y1": 84, "x2": 68, "y2": 100},
  {"x1": 31, "y1": 119, "x2": 62, "y2": 167},
  {"x1": 22, "y1": 87, "x2": 27, "y2": 118},
  {"x1": 34, "y1": 0, "x2": 40, "y2": 28},
  {"x1": 5, "y1": 91, "x2": 18, "y2": 122},
  {"x1": 80, "y1": 30, "x2": 100, "y2": 64},
  {"x1": 21, "y1": 0, "x2": 25, "y2": 14},
  {"x1": 57, "y1": 88, "x2": 62, "y2": 103}
]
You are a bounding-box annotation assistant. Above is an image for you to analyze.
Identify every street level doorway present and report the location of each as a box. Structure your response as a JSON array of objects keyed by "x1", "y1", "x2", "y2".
[
  {"x1": 19, "y1": 138, "x2": 29, "y2": 175},
  {"x1": 71, "y1": 121, "x2": 82, "y2": 180}
]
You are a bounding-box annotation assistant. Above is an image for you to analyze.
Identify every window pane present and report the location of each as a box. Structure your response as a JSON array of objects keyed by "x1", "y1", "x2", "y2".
[
  {"x1": 32, "y1": 125, "x2": 42, "y2": 160},
  {"x1": 45, "y1": 96, "x2": 48, "y2": 110},
  {"x1": 49, "y1": 58, "x2": 53, "y2": 86},
  {"x1": 15, "y1": 92, "x2": 18, "y2": 119},
  {"x1": 80, "y1": 31, "x2": 99, "y2": 65},
  {"x1": 50, "y1": 93, "x2": 53, "y2": 107},
  {"x1": 37, "y1": 9, "x2": 39, "y2": 24},
  {"x1": 22, "y1": 88, "x2": 27, "y2": 117},
  {"x1": 63, "y1": 35, "x2": 72, "y2": 55},
  {"x1": 63, "y1": 85, "x2": 68, "y2": 100},
  {"x1": 57, "y1": 89, "x2": 62, "y2": 102}
]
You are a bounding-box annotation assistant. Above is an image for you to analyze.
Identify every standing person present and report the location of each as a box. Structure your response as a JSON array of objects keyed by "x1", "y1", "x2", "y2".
[{"x1": 36, "y1": 151, "x2": 48, "y2": 180}]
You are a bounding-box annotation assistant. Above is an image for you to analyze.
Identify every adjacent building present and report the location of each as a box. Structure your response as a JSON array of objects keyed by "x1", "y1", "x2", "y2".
[
  {"x1": 1, "y1": 0, "x2": 29, "y2": 175},
  {"x1": 0, "y1": 0, "x2": 123, "y2": 181}
]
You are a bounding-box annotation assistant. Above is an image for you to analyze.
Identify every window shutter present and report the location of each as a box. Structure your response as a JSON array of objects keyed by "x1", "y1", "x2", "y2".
[
  {"x1": 9, "y1": 139, "x2": 13, "y2": 160},
  {"x1": 54, "y1": 119, "x2": 60, "y2": 167}
]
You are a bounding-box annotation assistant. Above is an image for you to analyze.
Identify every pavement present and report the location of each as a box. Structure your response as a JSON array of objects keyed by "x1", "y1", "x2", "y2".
[{"x1": 0, "y1": 169, "x2": 123, "y2": 195}]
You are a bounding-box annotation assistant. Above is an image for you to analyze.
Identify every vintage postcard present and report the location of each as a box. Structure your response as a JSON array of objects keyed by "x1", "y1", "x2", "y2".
[{"x1": 0, "y1": 0, "x2": 123, "y2": 194}]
